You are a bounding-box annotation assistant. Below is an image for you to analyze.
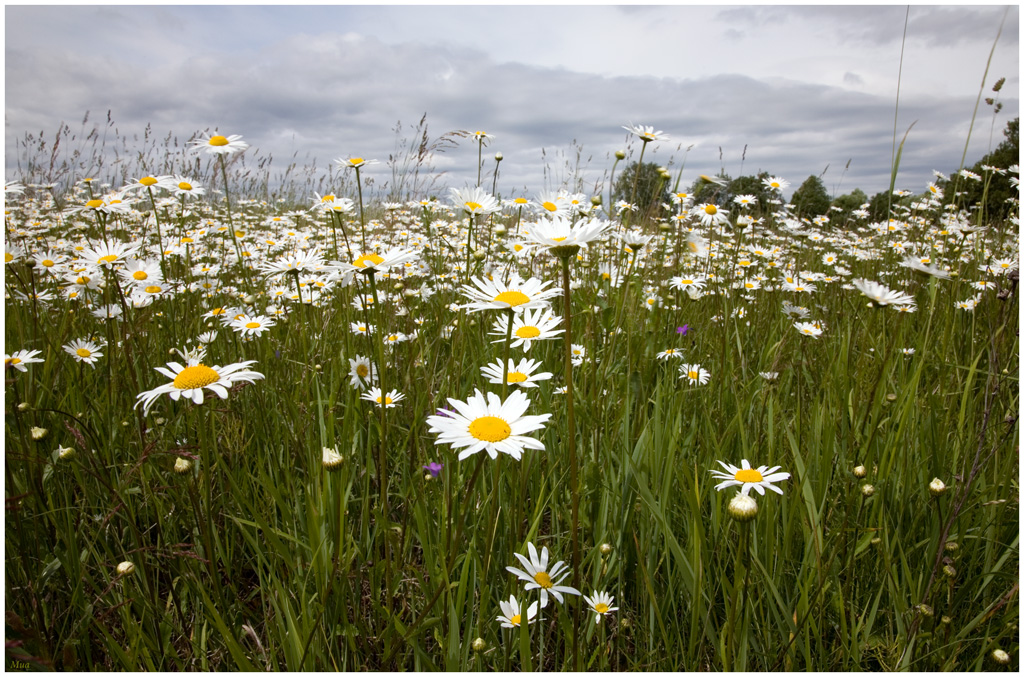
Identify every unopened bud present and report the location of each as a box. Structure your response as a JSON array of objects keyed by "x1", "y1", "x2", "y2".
[
  {"x1": 940, "y1": 615, "x2": 951, "y2": 625},
  {"x1": 494, "y1": 225, "x2": 507, "y2": 236},
  {"x1": 173, "y1": 457, "x2": 192, "y2": 474},
  {"x1": 244, "y1": 294, "x2": 256, "y2": 305},
  {"x1": 918, "y1": 603, "x2": 934, "y2": 618},
  {"x1": 117, "y1": 561, "x2": 135, "y2": 576},
  {"x1": 591, "y1": 195, "x2": 602, "y2": 206},
  {"x1": 473, "y1": 249, "x2": 486, "y2": 261},
  {"x1": 728, "y1": 493, "x2": 759, "y2": 522},
  {"x1": 57, "y1": 444, "x2": 75, "y2": 460},
  {"x1": 944, "y1": 541, "x2": 959, "y2": 553},
  {"x1": 31, "y1": 427, "x2": 48, "y2": 441},
  {"x1": 17, "y1": 402, "x2": 29, "y2": 411},
  {"x1": 861, "y1": 484, "x2": 875, "y2": 497},
  {"x1": 943, "y1": 564, "x2": 957, "y2": 579},
  {"x1": 929, "y1": 477, "x2": 947, "y2": 496},
  {"x1": 323, "y1": 446, "x2": 344, "y2": 471},
  {"x1": 472, "y1": 637, "x2": 487, "y2": 652},
  {"x1": 494, "y1": 152, "x2": 503, "y2": 162},
  {"x1": 615, "y1": 150, "x2": 626, "y2": 161},
  {"x1": 600, "y1": 543, "x2": 614, "y2": 556},
  {"x1": 853, "y1": 465, "x2": 867, "y2": 478},
  {"x1": 886, "y1": 393, "x2": 897, "y2": 402},
  {"x1": 991, "y1": 649, "x2": 1010, "y2": 665}
]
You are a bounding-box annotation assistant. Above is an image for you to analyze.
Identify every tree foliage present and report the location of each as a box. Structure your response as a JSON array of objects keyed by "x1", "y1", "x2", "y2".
[
  {"x1": 613, "y1": 161, "x2": 671, "y2": 217},
  {"x1": 790, "y1": 175, "x2": 831, "y2": 219}
]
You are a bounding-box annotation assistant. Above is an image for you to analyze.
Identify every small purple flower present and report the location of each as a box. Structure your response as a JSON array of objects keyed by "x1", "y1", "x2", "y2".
[
  {"x1": 435, "y1": 407, "x2": 456, "y2": 418},
  {"x1": 422, "y1": 462, "x2": 444, "y2": 478},
  {"x1": 676, "y1": 324, "x2": 690, "y2": 336}
]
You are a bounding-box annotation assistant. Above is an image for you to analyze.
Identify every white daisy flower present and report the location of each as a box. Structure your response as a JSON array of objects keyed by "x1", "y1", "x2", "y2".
[
  {"x1": 495, "y1": 594, "x2": 539, "y2": 629},
  {"x1": 710, "y1": 459, "x2": 791, "y2": 496},
  {"x1": 505, "y1": 542, "x2": 581, "y2": 608},
  {"x1": 360, "y1": 387, "x2": 405, "y2": 409},
  {"x1": 459, "y1": 275, "x2": 560, "y2": 314},
  {"x1": 583, "y1": 590, "x2": 619, "y2": 624},
  {"x1": 63, "y1": 339, "x2": 104, "y2": 367},
  {"x1": 135, "y1": 359, "x2": 264, "y2": 415},
  {"x1": 679, "y1": 363, "x2": 710, "y2": 386},
  {"x1": 191, "y1": 133, "x2": 249, "y2": 155},
  {"x1": 425, "y1": 389, "x2": 551, "y2": 461},
  {"x1": 489, "y1": 307, "x2": 564, "y2": 352},
  {"x1": 480, "y1": 357, "x2": 553, "y2": 388}
]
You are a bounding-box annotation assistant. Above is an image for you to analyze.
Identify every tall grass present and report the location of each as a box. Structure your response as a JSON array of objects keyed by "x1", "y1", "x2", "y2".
[{"x1": 4, "y1": 118, "x2": 1019, "y2": 673}]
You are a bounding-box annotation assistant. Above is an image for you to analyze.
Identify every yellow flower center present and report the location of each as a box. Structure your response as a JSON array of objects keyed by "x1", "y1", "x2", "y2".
[
  {"x1": 464, "y1": 201, "x2": 482, "y2": 212},
  {"x1": 552, "y1": 236, "x2": 567, "y2": 242},
  {"x1": 349, "y1": 158, "x2": 363, "y2": 165},
  {"x1": 133, "y1": 271, "x2": 148, "y2": 280},
  {"x1": 353, "y1": 253, "x2": 384, "y2": 268},
  {"x1": 704, "y1": 205, "x2": 717, "y2": 215},
  {"x1": 98, "y1": 255, "x2": 118, "y2": 264},
  {"x1": 468, "y1": 416, "x2": 511, "y2": 443},
  {"x1": 595, "y1": 603, "x2": 610, "y2": 614},
  {"x1": 377, "y1": 396, "x2": 393, "y2": 405},
  {"x1": 688, "y1": 370, "x2": 699, "y2": 380},
  {"x1": 172, "y1": 364, "x2": 220, "y2": 390},
  {"x1": 144, "y1": 285, "x2": 162, "y2": 294},
  {"x1": 5, "y1": 253, "x2": 12, "y2": 262},
  {"x1": 8, "y1": 357, "x2": 22, "y2": 365},
  {"x1": 542, "y1": 201, "x2": 558, "y2": 212},
  {"x1": 356, "y1": 364, "x2": 369, "y2": 378},
  {"x1": 86, "y1": 199, "x2": 104, "y2": 209},
  {"x1": 321, "y1": 194, "x2": 335, "y2": 202},
  {"x1": 178, "y1": 182, "x2": 193, "y2": 191},
  {"x1": 140, "y1": 176, "x2": 158, "y2": 186},
  {"x1": 506, "y1": 371, "x2": 527, "y2": 383},
  {"x1": 515, "y1": 326, "x2": 541, "y2": 339},
  {"x1": 76, "y1": 348, "x2": 92, "y2": 358},
  {"x1": 510, "y1": 614, "x2": 522, "y2": 626},
  {"x1": 245, "y1": 321, "x2": 260, "y2": 329},
  {"x1": 734, "y1": 468, "x2": 764, "y2": 483},
  {"x1": 41, "y1": 259, "x2": 54, "y2": 267},
  {"x1": 493, "y1": 290, "x2": 530, "y2": 307},
  {"x1": 533, "y1": 572, "x2": 553, "y2": 588},
  {"x1": 514, "y1": 197, "x2": 529, "y2": 204},
  {"x1": 209, "y1": 135, "x2": 229, "y2": 147}
]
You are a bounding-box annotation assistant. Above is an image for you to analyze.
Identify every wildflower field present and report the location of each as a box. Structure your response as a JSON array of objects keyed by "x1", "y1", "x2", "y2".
[{"x1": 3, "y1": 120, "x2": 1019, "y2": 672}]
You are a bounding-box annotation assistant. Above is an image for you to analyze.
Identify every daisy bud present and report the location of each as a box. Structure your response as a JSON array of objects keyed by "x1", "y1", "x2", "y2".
[
  {"x1": 659, "y1": 222, "x2": 672, "y2": 232},
  {"x1": 600, "y1": 543, "x2": 614, "y2": 556},
  {"x1": 57, "y1": 444, "x2": 75, "y2": 460},
  {"x1": 30, "y1": 427, "x2": 48, "y2": 441},
  {"x1": 615, "y1": 150, "x2": 626, "y2": 160},
  {"x1": 940, "y1": 615, "x2": 951, "y2": 625},
  {"x1": 929, "y1": 477, "x2": 947, "y2": 496},
  {"x1": 917, "y1": 603, "x2": 933, "y2": 618},
  {"x1": 173, "y1": 457, "x2": 192, "y2": 474},
  {"x1": 244, "y1": 294, "x2": 256, "y2": 305},
  {"x1": 117, "y1": 561, "x2": 135, "y2": 576},
  {"x1": 494, "y1": 225, "x2": 507, "y2": 236},
  {"x1": 473, "y1": 249, "x2": 486, "y2": 261},
  {"x1": 591, "y1": 195, "x2": 602, "y2": 206},
  {"x1": 870, "y1": 537, "x2": 881, "y2": 546},
  {"x1": 853, "y1": 465, "x2": 867, "y2": 478},
  {"x1": 322, "y1": 446, "x2": 344, "y2": 471},
  {"x1": 494, "y1": 152, "x2": 503, "y2": 162},
  {"x1": 17, "y1": 402, "x2": 30, "y2": 411},
  {"x1": 472, "y1": 637, "x2": 487, "y2": 652},
  {"x1": 942, "y1": 563, "x2": 957, "y2": 579},
  {"x1": 861, "y1": 484, "x2": 875, "y2": 497},
  {"x1": 392, "y1": 282, "x2": 404, "y2": 291},
  {"x1": 155, "y1": 417, "x2": 166, "y2": 425},
  {"x1": 727, "y1": 494, "x2": 759, "y2": 522},
  {"x1": 886, "y1": 393, "x2": 897, "y2": 402},
  {"x1": 944, "y1": 541, "x2": 959, "y2": 553},
  {"x1": 991, "y1": 649, "x2": 1010, "y2": 665}
]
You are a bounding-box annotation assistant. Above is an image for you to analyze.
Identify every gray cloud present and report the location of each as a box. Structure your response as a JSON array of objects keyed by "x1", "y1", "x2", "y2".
[{"x1": 5, "y1": 9, "x2": 1019, "y2": 202}]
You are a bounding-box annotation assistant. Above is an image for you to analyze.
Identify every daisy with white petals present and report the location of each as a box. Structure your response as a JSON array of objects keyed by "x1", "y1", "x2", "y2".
[
  {"x1": 496, "y1": 595, "x2": 539, "y2": 629},
  {"x1": 426, "y1": 389, "x2": 551, "y2": 461},
  {"x1": 135, "y1": 359, "x2": 264, "y2": 415},
  {"x1": 710, "y1": 459, "x2": 791, "y2": 496},
  {"x1": 480, "y1": 357, "x2": 553, "y2": 388},
  {"x1": 506, "y1": 542, "x2": 581, "y2": 608}
]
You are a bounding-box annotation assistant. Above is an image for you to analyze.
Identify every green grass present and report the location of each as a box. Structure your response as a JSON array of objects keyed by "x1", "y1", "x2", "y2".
[{"x1": 3, "y1": 150, "x2": 1019, "y2": 672}]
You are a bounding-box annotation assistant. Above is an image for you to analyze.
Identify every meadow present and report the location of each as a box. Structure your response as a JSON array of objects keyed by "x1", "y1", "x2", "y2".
[{"x1": 3, "y1": 121, "x2": 1019, "y2": 672}]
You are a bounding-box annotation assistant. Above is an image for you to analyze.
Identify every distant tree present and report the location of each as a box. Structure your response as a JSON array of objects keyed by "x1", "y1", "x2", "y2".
[
  {"x1": 687, "y1": 172, "x2": 733, "y2": 207},
  {"x1": 867, "y1": 190, "x2": 891, "y2": 222},
  {"x1": 831, "y1": 188, "x2": 868, "y2": 213},
  {"x1": 727, "y1": 172, "x2": 775, "y2": 218},
  {"x1": 790, "y1": 175, "x2": 830, "y2": 219},
  {"x1": 938, "y1": 116, "x2": 1018, "y2": 224},
  {"x1": 613, "y1": 161, "x2": 671, "y2": 218}
]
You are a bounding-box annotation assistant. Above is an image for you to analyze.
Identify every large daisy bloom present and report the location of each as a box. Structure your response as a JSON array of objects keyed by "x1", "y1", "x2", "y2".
[
  {"x1": 63, "y1": 339, "x2": 104, "y2": 367},
  {"x1": 338, "y1": 247, "x2": 418, "y2": 284},
  {"x1": 5, "y1": 349, "x2": 44, "y2": 373},
  {"x1": 763, "y1": 176, "x2": 790, "y2": 192},
  {"x1": 710, "y1": 459, "x2": 791, "y2": 496},
  {"x1": 520, "y1": 215, "x2": 610, "y2": 251},
  {"x1": 505, "y1": 542, "x2": 581, "y2": 608},
  {"x1": 77, "y1": 240, "x2": 139, "y2": 268},
  {"x1": 361, "y1": 387, "x2": 405, "y2": 409},
  {"x1": 426, "y1": 389, "x2": 551, "y2": 461},
  {"x1": 622, "y1": 123, "x2": 669, "y2": 143},
  {"x1": 450, "y1": 186, "x2": 501, "y2": 216},
  {"x1": 489, "y1": 307, "x2": 564, "y2": 352},
  {"x1": 191, "y1": 133, "x2": 249, "y2": 155},
  {"x1": 694, "y1": 203, "x2": 729, "y2": 227},
  {"x1": 851, "y1": 279, "x2": 916, "y2": 306},
  {"x1": 679, "y1": 363, "x2": 710, "y2": 386},
  {"x1": 459, "y1": 275, "x2": 560, "y2": 314},
  {"x1": 348, "y1": 355, "x2": 377, "y2": 390},
  {"x1": 480, "y1": 357, "x2": 553, "y2": 388},
  {"x1": 496, "y1": 595, "x2": 539, "y2": 629},
  {"x1": 794, "y1": 321, "x2": 823, "y2": 339},
  {"x1": 229, "y1": 314, "x2": 277, "y2": 338},
  {"x1": 135, "y1": 359, "x2": 264, "y2": 415}
]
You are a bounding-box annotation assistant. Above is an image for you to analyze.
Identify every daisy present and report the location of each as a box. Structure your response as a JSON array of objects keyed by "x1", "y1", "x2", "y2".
[
  {"x1": 191, "y1": 133, "x2": 249, "y2": 155},
  {"x1": 496, "y1": 595, "x2": 539, "y2": 629},
  {"x1": 570, "y1": 344, "x2": 587, "y2": 366},
  {"x1": 348, "y1": 355, "x2": 377, "y2": 389},
  {"x1": 63, "y1": 339, "x2": 104, "y2": 367},
  {"x1": 679, "y1": 363, "x2": 710, "y2": 386},
  {"x1": 710, "y1": 459, "x2": 791, "y2": 496},
  {"x1": 583, "y1": 591, "x2": 619, "y2": 624},
  {"x1": 360, "y1": 387, "x2": 406, "y2": 409},
  {"x1": 5, "y1": 349, "x2": 44, "y2": 373},
  {"x1": 693, "y1": 203, "x2": 729, "y2": 227},
  {"x1": 763, "y1": 176, "x2": 790, "y2": 192},
  {"x1": 622, "y1": 123, "x2": 669, "y2": 143},
  {"x1": 229, "y1": 314, "x2": 276, "y2": 338},
  {"x1": 505, "y1": 542, "x2": 581, "y2": 608},
  {"x1": 335, "y1": 157, "x2": 378, "y2": 169},
  {"x1": 489, "y1": 307, "x2": 564, "y2": 352},
  {"x1": 656, "y1": 348, "x2": 684, "y2": 360},
  {"x1": 77, "y1": 240, "x2": 139, "y2": 268},
  {"x1": 669, "y1": 275, "x2": 707, "y2": 291},
  {"x1": 169, "y1": 176, "x2": 204, "y2": 198},
  {"x1": 480, "y1": 358, "x2": 553, "y2": 388},
  {"x1": 794, "y1": 321, "x2": 823, "y2": 339},
  {"x1": 425, "y1": 389, "x2": 551, "y2": 461},
  {"x1": 520, "y1": 215, "x2": 611, "y2": 252},
  {"x1": 449, "y1": 186, "x2": 500, "y2": 216},
  {"x1": 460, "y1": 275, "x2": 560, "y2": 314},
  {"x1": 135, "y1": 359, "x2": 264, "y2": 415},
  {"x1": 852, "y1": 279, "x2": 916, "y2": 306},
  {"x1": 340, "y1": 247, "x2": 418, "y2": 280},
  {"x1": 120, "y1": 259, "x2": 164, "y2": 286}
]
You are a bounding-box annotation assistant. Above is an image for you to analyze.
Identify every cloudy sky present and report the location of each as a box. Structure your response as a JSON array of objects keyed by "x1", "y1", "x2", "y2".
[{"x1": 5, "y1": 3, "x2": 1020, "y2": 202}]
